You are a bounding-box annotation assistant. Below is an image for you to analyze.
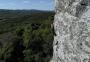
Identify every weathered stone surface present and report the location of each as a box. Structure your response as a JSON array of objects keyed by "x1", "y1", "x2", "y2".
[{"x1": 51, "y1": 0, "x2": 90, "y2": 62}]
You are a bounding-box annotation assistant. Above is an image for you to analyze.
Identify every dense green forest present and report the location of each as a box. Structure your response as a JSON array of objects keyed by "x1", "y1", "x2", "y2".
[{"x1": 0, "y1": 9, "x2": 54, "y2": 62}]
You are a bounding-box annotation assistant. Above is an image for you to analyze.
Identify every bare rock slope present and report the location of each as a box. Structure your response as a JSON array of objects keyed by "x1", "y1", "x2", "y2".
[{"x1": 51, "y1": 0, "x2": 90, "y2": 62}]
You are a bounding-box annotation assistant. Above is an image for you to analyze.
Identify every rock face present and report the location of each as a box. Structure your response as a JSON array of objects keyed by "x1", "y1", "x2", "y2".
[{"x1": 51, "y1": 0, "x2": 90, "y2": 62}]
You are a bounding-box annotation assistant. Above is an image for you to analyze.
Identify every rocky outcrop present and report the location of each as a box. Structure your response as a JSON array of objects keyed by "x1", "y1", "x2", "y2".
[{"x1": 51, "y1": 0, "x2": 90, "y2": 62}]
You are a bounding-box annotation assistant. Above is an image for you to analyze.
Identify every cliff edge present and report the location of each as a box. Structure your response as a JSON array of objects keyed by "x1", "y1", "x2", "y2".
[{"x1": 51, "y1": 0, "x2": 90, "y2": 62}]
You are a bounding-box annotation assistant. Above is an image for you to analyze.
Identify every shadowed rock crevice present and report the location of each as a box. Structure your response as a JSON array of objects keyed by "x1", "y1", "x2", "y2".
[{"x1": 76, "y1": 0, "x2": 89, "y2": 17}]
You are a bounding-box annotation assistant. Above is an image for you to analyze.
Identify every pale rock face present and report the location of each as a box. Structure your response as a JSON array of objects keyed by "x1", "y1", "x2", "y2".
[{"x1": 51, "y1": 0, "x2": 90, "y2": 62}]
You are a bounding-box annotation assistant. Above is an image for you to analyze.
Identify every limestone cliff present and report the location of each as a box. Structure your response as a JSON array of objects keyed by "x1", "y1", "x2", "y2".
[{"x1": 51, "y1": 0, "x2": 90, "y2": 62}]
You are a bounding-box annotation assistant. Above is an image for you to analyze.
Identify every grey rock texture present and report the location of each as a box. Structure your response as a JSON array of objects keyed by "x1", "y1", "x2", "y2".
[{"x1": 51, "y1": 0, "x2": 90, "y2": 62}]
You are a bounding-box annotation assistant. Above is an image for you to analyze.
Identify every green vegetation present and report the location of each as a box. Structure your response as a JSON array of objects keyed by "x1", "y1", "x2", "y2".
[{"x1": 0, "y1": 9, "x2": 54, "y2": 62}]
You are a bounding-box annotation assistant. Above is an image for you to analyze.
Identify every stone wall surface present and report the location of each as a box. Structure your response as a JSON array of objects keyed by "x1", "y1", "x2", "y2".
[{"x1": 51, "y1": 0, "x2": 90, "y2": 62}]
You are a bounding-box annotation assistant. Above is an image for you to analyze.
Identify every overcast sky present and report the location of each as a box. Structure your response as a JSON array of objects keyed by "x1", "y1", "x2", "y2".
[{"x1": 0, "y1": 0, "x2": 54, "y2": 10}]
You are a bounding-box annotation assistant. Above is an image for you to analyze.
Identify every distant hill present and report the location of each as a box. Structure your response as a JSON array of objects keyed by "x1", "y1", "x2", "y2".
[
  {"x1": 0, "y1": 9, "x2": 54, "y2": 33},
  {"x1": 0, "y1": 9, "x2": 54, "y2": 18}
]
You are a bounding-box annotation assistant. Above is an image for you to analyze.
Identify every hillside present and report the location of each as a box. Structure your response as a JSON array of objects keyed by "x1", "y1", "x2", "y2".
[
  {"x1": 0, "y1": 9, "x2": 54, "y2": 33},
  {"x1": 0, "y1": 9, "x2": 54, "y2": 62}
]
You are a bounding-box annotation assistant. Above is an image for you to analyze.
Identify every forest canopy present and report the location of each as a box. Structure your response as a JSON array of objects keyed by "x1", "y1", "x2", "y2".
[{"x1": 0, "y1": 9, "x2": 54, "y2": 62}]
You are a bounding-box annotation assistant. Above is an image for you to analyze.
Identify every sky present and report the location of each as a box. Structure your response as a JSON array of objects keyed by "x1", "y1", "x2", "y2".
[{"x1": 0, "y1": 0, "x2": 54, "y2": 10}]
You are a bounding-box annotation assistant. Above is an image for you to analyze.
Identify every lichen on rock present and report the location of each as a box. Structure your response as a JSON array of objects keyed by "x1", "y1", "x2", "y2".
[{"x1": 51, "y1": 0, "x2": 90, "y2": 62}]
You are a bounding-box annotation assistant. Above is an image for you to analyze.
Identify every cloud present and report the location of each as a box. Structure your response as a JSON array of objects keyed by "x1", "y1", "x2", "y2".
[
  {"x1": 23, "y1": 0, "x2": 30, "y2": 3},
  {"x1": 39, "y1": 1, "x2": 44, "y2": 3}
]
